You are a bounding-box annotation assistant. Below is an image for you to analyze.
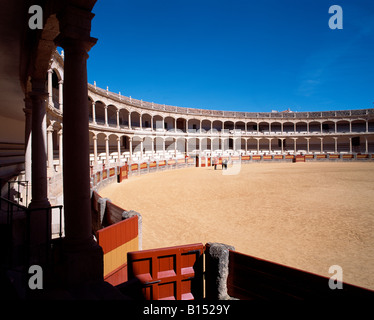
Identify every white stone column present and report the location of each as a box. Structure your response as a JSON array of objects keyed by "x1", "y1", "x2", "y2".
[
  {"x1": 256, "y1": 138, "x2": 260, "y2": 153},
  {"x1": 320, "y1": 137, "x2": 324, "y2": 153},
  {"x1": 116, "y1": 109, "x2": 120, "y2": 128},
  {"x1": 334, "y1": 137, "x2": 338, "y2": 153},
  {"x1": 151, "y1": 116, "x2": 154, "y2": 132},
  {"x1": 105, "y1": 136, "x2": 109, "y2": 165},
  {"x1": 48, "y1": 69, "x2": 53, "y2": 106},
  {"x1": 58, "y1": 79, "x2": 64, "y2": 111},
  {"x1": 104, "y1": 105, "x2": 108, "y2": 126},
  {"x1": 151, "y1": 137, "x2": 155, "y2": 156},
  {"x1": 281, "y1": 138, "x2": 284, "y2": 154},
  {"x1": 47, "y1": 122, "x2": 55, "y2": 173},
  {"x1": 365, "y1": 136, "x2": 368, "y2": 154},
  {"x1": 175, "y1": 118, "x2": 177, "y2": 132},
  {"x1": 268, "y1": 138, "x2": 272, "y2": 153},
  {"x1": 306, "y1": 138, "x2": 310, "y2": 154},
  {"x1": 140, "y1": 114, "x2": 143, "y2": 130},
  {"x1": 349, "y1": 137, "x2": 352, "y2": 153},
  {"x1": 128, "y1": 112, "x2": 132, "y2": 129},
  {"x1": 92, "y1": 101, "x2": 96, "y2": 124},
  {"x1": 117, "y1": 137, "x2": 121, "y2": 163},
  {"x1": 58, "y1": 128, "x2": 63, "y2": 171},
  {"x1": 293, "y1": 138, "x2": 297, "y2": 154},
  {"x1": 93, "y1": 135, "x2": 98, "y2": 166}
]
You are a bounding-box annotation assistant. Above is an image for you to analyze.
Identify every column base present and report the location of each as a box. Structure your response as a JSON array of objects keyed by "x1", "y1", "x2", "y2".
[{"x1": 57, "y1": 237, "x2": 104, "y2": 288}]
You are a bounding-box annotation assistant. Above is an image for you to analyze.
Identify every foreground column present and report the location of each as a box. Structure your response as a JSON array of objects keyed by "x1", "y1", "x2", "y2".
[
  {"x1": 56, "y1": 5, "x2": 103, "y2": 286},
  {"x1": 28, "y1": 79, "x2": 51, "y2": 266},
  {"x1": 29, "y1": 79, "x2": 50, "y2": 209}
]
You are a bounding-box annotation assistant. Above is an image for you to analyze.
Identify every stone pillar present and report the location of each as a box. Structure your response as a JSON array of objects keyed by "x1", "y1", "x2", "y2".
[
  {"x1": 47, "y1": 69, "x2": 53, "y2": 106},
  {"x1": 116, "y1": 109, "x2": 120, "y2": 128},
  {"x1": 306, "y1": 138, "x2": 310, "y2": 154},
  {"x1": 349, "y1": 137, "x2": 352, "y2": 153},
  {"x1": 281, "y1": 138, "x2": 284, "y2": 154},
  {"x1": 93, "y1": 135, "x2": 98, "y2": 166},
  {"x1": 320, "y1": 137, "x2": 324, "y2": 153},
  {"x1": 104, "y1": 105, "x2": 108, "y2": 126},
  {"x1": 293, "y1": 138, "x2": 297, "y2": 154},
  {"x1": 29, "y1": 79, "x2": 50, "y2": 209},
  {"x1": 117, "y1": 137, "x2": 121, "y2": 164},
  {"x1": 334, "y1": 137, "x2": 338, "y2": 153},
  {"x1": 128, "y1": 112, "x2": 131, "y2": 129},
  {"x1": 365, "y1": 136, "x2": 368, "y2": 154},
  {"x1": 28, "y1": 78, "x2": 51, "y2": 266},
  {"x1": 105, "y1": 136, "x2": 109, "y2": 165},
  {"x1": 58, "y1": 80, "x2": 64, "y2": 111},
  {"x1": 205, "y1": 243, "x2": 235, "y2": 300},
  {"x1": 58, "y1": 128, "x2": 63, "y2": 171},
  {"x1": 47, "y1": 122, "x2": 55, "y2": 174},
  {"x1": 55, "y1": 4, "x2": 103, "y2": 286},
  {"x1": 92, "y1": 101, "x2": 96, "y2": 124}
]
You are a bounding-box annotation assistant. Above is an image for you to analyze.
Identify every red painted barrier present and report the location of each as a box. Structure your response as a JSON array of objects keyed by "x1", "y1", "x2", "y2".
[{"x1": 127, "y1": 243, "x2": 204, "y2": 300}]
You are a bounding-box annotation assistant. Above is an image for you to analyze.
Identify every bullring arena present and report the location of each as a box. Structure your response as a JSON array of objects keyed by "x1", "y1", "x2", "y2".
[
  {"x1": 2, "y1": 44, "x2": 374, "y2": 299},
  {"x1": 99, "y1": 162, "x2": 374, "y2": 291}
]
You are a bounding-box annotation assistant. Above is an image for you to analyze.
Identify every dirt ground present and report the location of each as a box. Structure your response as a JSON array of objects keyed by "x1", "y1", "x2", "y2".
[{"x1": 100, "y1": 161, "x2": 374, "y2": 290}]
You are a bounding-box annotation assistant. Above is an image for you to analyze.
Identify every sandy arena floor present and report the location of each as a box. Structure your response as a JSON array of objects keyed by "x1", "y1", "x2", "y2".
[{"x1": 100, "y1": 161, "x2": 374, "y2": 290}]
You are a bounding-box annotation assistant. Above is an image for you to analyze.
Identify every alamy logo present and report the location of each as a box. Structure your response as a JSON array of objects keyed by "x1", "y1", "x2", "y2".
[
  {"x1": 28, "y1": 265, "x2": 43, "y2": 290},
  {"x1": 28, "y1": 5, "x2": 43, "y2": 30},
  {"x1": 328, "y1": 265, "x2": 343, "y2": 290},
  {"x1": 329, "y1": 5, "x2": 343, "y2": 30}
]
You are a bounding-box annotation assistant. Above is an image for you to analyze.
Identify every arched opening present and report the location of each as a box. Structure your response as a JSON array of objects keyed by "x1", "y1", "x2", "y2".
[
  {"x1": 258, "y1": 121, "x2": 270, "y2": 134},
  {"x1": 119, "y1": 108, "x2": 130, "y2": 128},
  {"x1": 142, "y1": 113, "x2": 152, "y2": 131},
  {"x1": 212, "y1": 120, "x2": 222, "y2": 133},
  {"x1": 247, "y1": 139, "x2": 257, "y2": 153},
  {"x1": 336, "y1": 120, "x2": 350, "y2": 133},
  {"x1": 351, "y1": 119, "x2": 366, "y2": 133},
  {"x1": 235, "y1": 121, "x2": 245, "y2": 133},
  {"x1": 188, "y1": 119, "x2": 200, "y2": 133},
  {"x1": 95, "y1": 101, "x2": 106, "y2": 125},
  {"x1": 153, "y1": 115, "x2": 164, "y2": 131},
  {"x1": 176, "y1": 117, "x2": 187, "y2": 133},
  {"x1": 321, "y1": 120, "x2": 334, "y2": 133},
  {"x1": 309, "y1": 121, "x2": 321, "y2": 133},
  {"x1": 107, "y1": 105, "x2": 117, "y2": 127},
  {"x1": 201, "y1": 119, "x2": 211, "y2": 133},
  {"x1": 223, "y1": 121, "x2": 234, "y2": 133},
  {"x1": 295, "y1": 121, "x2": 308, "y2": 133},
  {"x1": 131, "y1": 111, "x2": 141, "y2": 129},
  {"x1": 271, "y1": 122, "x2": 282, "y2": 134},
  {"x1": 164, "y1": 116, "x2": 175, "y2": 132},
  {"x1": 283, "y1": 122, "x2": 294, "y2": 133},
  {"x1": 246, "y1": 121, "x2": 257, "y2": 133}
]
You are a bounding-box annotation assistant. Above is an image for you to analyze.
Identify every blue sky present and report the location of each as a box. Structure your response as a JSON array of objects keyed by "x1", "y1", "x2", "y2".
[{"x1": 87, "y1": 0, "x2": 374, "y2": 113}]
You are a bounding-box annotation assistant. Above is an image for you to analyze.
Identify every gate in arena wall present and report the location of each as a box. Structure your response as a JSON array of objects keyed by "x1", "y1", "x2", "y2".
[
  {"x1": 127, "y1": 243, "x2": 204, "y2": 300},
  {"x1": 96, "y1": 215, "x2": 139, "y2": 286}
]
